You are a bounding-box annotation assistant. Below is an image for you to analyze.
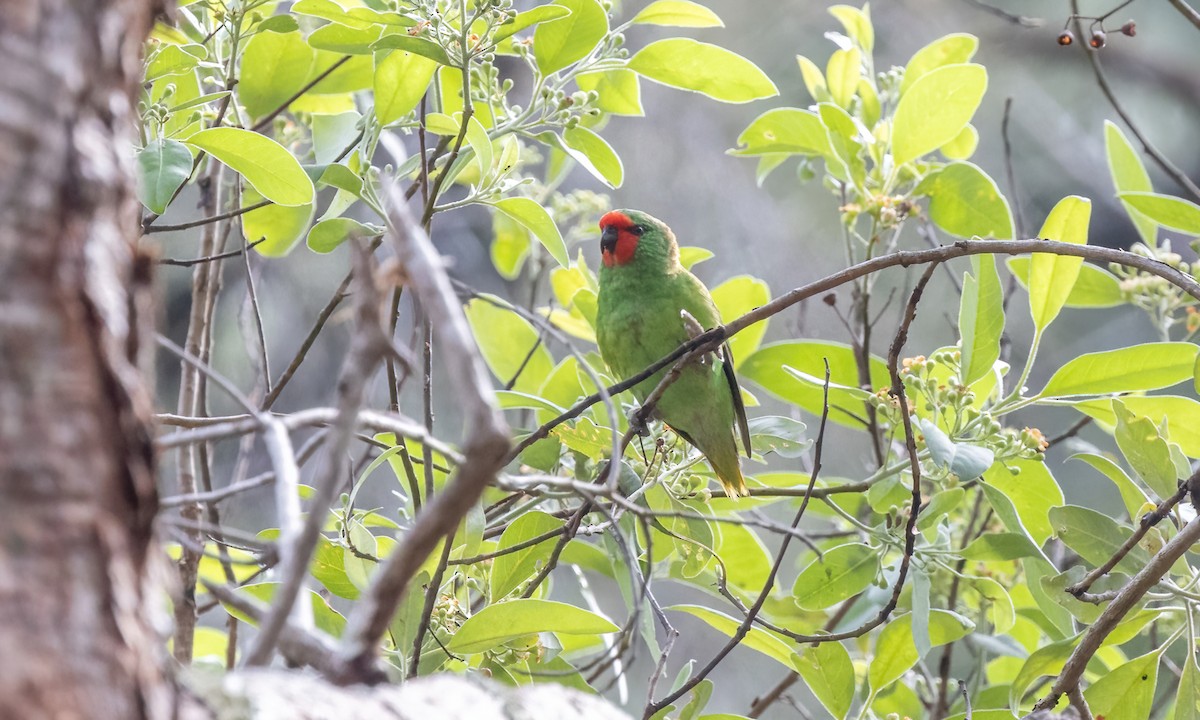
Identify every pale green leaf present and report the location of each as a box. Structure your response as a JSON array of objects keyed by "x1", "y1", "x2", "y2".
[
  {"x1": 741, "y1": 341, "x2": 889, "y2": 429},
  {"x1": 1118, "y1": 191, "x2": 1200, "y2": 235},
  {"x1": 920, "y1": 161, "x2": 1014, "y2": 239},
  {"x1": 829, "y1": 4, "x2": 873, "y2": 52},
  {"x1": 940, "y1": 123, "x2": 978, "y2": 160},
  {"x1": 631, "y1": 0, "x2": 722, "y2": 27},
  {"x1": 1040, "y1": 342, "x2": 1197, "y2": 397},
  {"x1": 1084, "y1": 649, "x2": 1160, "y2": 720},
  {"x1": 825, "y1": 47, "x2": 861, "y2": 109},
  {"x1": 869, "y1": 611, "x2": 975, "y2": 691},
  {"x1": 629, "y1": 38, "x2": 778, "y2": 104},
  {"x1": 669, "y1": 605, "x2": 799, "y2": 672},
  {"x1": 370, "y1": 34, "x2": 451, "y2": 65},
  {"x1": 920, "y1": 418, "x2": 994, "y2": 478},
  {"x1": 1175, "y1": 653, "x2": 1200, "y2": 720},
  {"x1": 1105, "y1": 120, "x2": 1158, "y2": 244},
  {"x1": 494, "y1": 5, "x2": 572, "y2": 43},
  {"x1": 796, "y1": 55, "x2": 828, "y2": 101},
  {"x1": 306, "y1": 217, "x2": 381, "y2": 254},
  {"x1": 464, "y1": 295, "x2": 555, "y2": 394},
  {"x1": 1050, "y1": 505, "x2": 1149, "y2": 574},
  {"x1": 730, "y1": 108, "x2": 830, "y2": 156},
  {"x1": 242, "y1": 186, "x2": 314, "y2": 257},
  {"x1": 185, "y1": 127, "x2": 314, "y2": 206},
  {"x1": 534, "y1": 0, "x2": 608, "y2": 75},
  {"x1": 447, "y1": 599, "x2": 618, "y2": 653},
  {"x1": 374, "y1": 50, "x2": 439, "y2": 125},
  {"x1": 1028, "y1": 195, "x2": 1091, "y2": 331},
  {"x1": 960, "y1": 532, "x2": 1042, "y2": 561},
  {"x1": 900, "y1": 33, "x2": 978, "y2": 94},
  {"x1": 490, "y1": 511, "x2": 563, "y2": 601},
  {"x1": 239, "y1": 30, "x2": 317, "y2": 117},
  {"x1": 892, "y1": 64, "x2": 987, "y2": 166},
  {"x1": 983, "y1": 459, "x2": 1062, "y2": 545},
  {"x1": 959, "y1": 254, "x2": 1005, "y2": 385},
  {"x1": 794, "y1": 641, "x2": 856, "y2": 719},
  {"x1": 1069, "y1": 452, "x2": 1151, "y2": 520},
  {"x1": 711, "y1": 275, "x2": 770, "y2": 366},
  {"x1": 792, "y1": 543, "x2": 878, "y2": 610},
  {"x1": 492, "y1": 197, "x2": 568, "y2": 268},
  {"x1": 1006, "y1": 257, "x2": 1123, "y2": 308},
  {"x1": 575, "y1": 69, "x2": 644, "y2": 116},
  {"x1": 562, "y1": 126, "x2": 623, "y2": 187},
  {"x1": 1113, "y1": 399, "x2": 1179, "y2": 499}
]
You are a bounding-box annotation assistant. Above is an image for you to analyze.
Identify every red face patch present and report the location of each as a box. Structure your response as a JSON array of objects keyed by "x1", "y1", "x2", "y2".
[{"x1": 599, "y1": 211, "x2": 641, "y2": 267}]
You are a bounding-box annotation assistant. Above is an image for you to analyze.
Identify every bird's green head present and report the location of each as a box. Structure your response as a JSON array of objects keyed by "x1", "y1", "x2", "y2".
[{"x1": 599, "y1": 209, "x2": 678, "y2": 270}]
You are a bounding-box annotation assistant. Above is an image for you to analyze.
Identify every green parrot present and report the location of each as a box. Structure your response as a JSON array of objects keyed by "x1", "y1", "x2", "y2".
[{"x1": 594, "y1": 209, "x2": 753, "y2": 498}]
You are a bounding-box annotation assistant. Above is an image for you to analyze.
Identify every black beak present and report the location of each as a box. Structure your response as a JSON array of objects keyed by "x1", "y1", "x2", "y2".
[{"x1": 601, "y1": 225, "x2": 618, "y2": 254}]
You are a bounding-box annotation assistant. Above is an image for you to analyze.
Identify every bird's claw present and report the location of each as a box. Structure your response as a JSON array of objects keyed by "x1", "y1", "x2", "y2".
[{"x1": 627, "y1": 407, "x2": 651, "y2": 437}]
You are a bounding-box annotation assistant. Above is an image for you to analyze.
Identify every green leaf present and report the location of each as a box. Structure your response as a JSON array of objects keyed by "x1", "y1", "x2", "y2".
[
  {"x1": 828, "y1": 4, "x2": 873, "y2": 52},
  {"x1": 492, "y1": 198, "x2": 568, "y2": 268},
  {"x1": 1175, "y1": 652, "x2": 1200, "y2": 720},
  {"x1": 678, "y1": 246, "x2": 714, "y2": 269},
  {"x1": 825, "y1": 47, "x2": 861, "y2": 109},
  {"x1": 534, "y1": 0, "x2": 608, "y2": 75},
  {"x1": 920, "y1": 161, "x2": 1014, "y2": 239},
  {"x1": 971, "y1": 575, "x2": 1016, "y2": 634},
  {"x1": 137, "y1": 139, "x2": 192, "y2": 214},
  {"x1": 1049, "y1": 505, "x2": 1149, "y2": 574},
  {"x1": 629, "y1": 38, "x2": 778, "y2": 104},
  {"x1": 1009, "y1": 635, "x2": 1077, "y2": 710},
  {"x1": 792, "y1": 543, "x2": 878, "y2": 610},
  {"x1": 447, "y1": 599, "x2": 618, "y2": 653},
  {"x1": 940, "y1": 123, "x2": 978, "y2": 160},
  {"x1": 1074, "y1": 395, "x2": 1200, "y2": 459},
  {"x1": 241, "y1": 30, "x2": 317, "y2": 117},
  {"x1": 959, "y1": 255, "x2": 1005, "y2": 385},
  {"x1": 493, "y1": 5, "x2": 572, "y2": 43},
  {"x1": 311, "y1": 111, "x2": 362, "y2": 164},
  {"x1": 794, "y1": 641, "x2": 856, "y2": 719},
  {"x1": 575, "y1": 69, "x2": 643, "y2": 116},
  {"x1": 983, "y1": 459, "x2": 1062, "y2": 545},
  {"x1": 490, "y1": 511, "x2": 563, "y2": 601},
  {"x1": 747, "y1": 416, "x2": 810, "y2": 459},
  {"x1": 713, "y1": 523, "x2": 771, "y2": 592},
  {"x1": 374, "y1": 50, "x2": 439, "y2": 125},
  {"x1": 892, "y1": 64, "x2": 987, "y2": 166},
  {"x1": 463, "y1": 295, "x2": 554, "y2": 394},
  {"x1": 242, "y1": 186, "x2": 314, "y2": 257},
  {"x1": 1028, "y1": 195, "x2": 1091, "y2": 331},
  {"x1": 1084, "y1": 649, "x2": 1160, "y2": 720},
  {"x1": 1105, "y1": 120, "x2": 1158, "y2": 244},
  {"x1": 1069, "y1": 452, "x2": 1151, "y2": 520},
  {"x1": 369, "y1": 34, "x2": 451, "y2": 65},
  {"x1": 1118, "y1": 191, "x2": 1200, "y2": 235},
  {"x1": 1006, "y1": 257, "x2": 1123, "y2": 308},
  {"x1": 669, "y1": 605, "x2": 799, "y2": 672},
  {"x1": 730, "y1": 108, "x2": 830, "y2": 156},
  {"x1": 900, "y1": 33, "x2": 977, "y2": 95},
  {"x1": 1039, "y1": 342, "x2": 1197, "y2": 397},
  {"x1": 561, "y1": 126, "x2": 623, "y2": 188},
  {"x1": 306, "y1": 23, "x2": 382, "y2": 54},
  {"x1": 1113, "y1": 399, "x2": 1179, "y2": 499},
  {"x1": 920, "y1": 418, "x2": 994, "y2": 479},
  {"x1": 741, "y1": 341, "x2": 889, "y2": 429},
  {"x1": 711, "y1": 275, "x2": 770, "y2": 365},
  {"x1": 796, "y1": 55, "x2": 828, "y2": 101},
  {"x1": 491, "y1": 210, "x2": 530, "y2": 279},
  {"x1": 869, "y1": 611, "x2": 974, "y2": 691},
  {"x1": 306, "y1": 217, "x2": 381, "y2": 254},
  {"x1": 631, "y1": 0, "x2": 722, "y2": 27},
  {"x1": 960, "y1": 532, "x2": 1043, "y2": 561},
  {"x1": 185, "y1": 127, "x2": 314, "y2": 206}
]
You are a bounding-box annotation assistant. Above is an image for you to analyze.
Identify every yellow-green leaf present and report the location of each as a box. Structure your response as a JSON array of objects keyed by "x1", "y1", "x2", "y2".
[
  {"x1": 631, "y1": 0, "x2": 722, "y2": 27},
  {"x1": 1028, "y1": 195, "x2": 1091, "y2": 331},
  {"x1": 892, "y1": 63, "x2": 987, "y2": 165},
  {"x1": 1039, "y1": 342, "x2": 1198, "y2": 397},
  {"x1": 447, "y1": 599, "x2": 618, "y2": 653},
  {"x1": 1105, "y1": 120, "x2": 1157, "y2": 244},
  {"x1": 629, "y1": 38, "x2": 778, "y2": 104},
  {"x1": 185, "y1": 127, "x2": 314, "y2": 206}
]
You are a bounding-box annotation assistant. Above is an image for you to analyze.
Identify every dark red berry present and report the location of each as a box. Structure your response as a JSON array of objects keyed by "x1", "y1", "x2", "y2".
[
  {"x1": 1090, "y1": 30, "x2": 1107, "y2": 48},
  {"x1": 1121, "y1": 20, "x2": 1136, "y2": 36},
  {"x1": 1057, "y1": 30, "x2": 1075, "y2": 46}
]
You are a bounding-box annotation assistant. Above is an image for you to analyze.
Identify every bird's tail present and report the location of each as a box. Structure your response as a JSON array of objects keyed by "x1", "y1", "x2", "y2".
[{"x1": 706, "y1": 440, "x2": 749, "y2": 500}]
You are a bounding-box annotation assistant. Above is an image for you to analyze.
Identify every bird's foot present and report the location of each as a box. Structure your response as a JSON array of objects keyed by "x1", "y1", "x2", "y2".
[{"x1": 627, "y1": 407, "x2": 652, "y2": 437}]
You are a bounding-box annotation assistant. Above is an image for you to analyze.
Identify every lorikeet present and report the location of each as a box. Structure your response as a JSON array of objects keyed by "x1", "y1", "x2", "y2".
[{"x1": 594, "y1": 209, "x2": 753, "y2": 498}]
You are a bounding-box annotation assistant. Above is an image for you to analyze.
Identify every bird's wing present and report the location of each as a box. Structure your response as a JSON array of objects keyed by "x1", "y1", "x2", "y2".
[{"x1": 721, "y1": 342, "x2": 753, "y2": 458}]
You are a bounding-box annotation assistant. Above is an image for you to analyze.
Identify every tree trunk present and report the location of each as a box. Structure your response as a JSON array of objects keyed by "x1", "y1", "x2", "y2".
[{"x1": 0, "y1": 1, "x2": 169, "y2": 718}]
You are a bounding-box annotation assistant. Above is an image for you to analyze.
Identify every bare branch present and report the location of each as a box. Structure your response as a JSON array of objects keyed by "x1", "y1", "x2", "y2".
[{"x1": 332, "y1": 182, "x2": 509, "y2": 683}]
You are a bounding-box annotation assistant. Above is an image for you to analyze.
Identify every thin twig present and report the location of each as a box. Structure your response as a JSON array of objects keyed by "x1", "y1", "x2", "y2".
[
  {"x1": 1000, "y1": 97, "x2": 1026, "y2": 240},
  {"x1": 1169, "y1": 0, "x2": 1200, "y2": 30},
  {"x1": 159, "y1": 238, "x2": 266, "y2": 266},
  {"x1": 249, "y1": 55, "x2": 353, "y2": 133},
  {"x1": 261, "y1": 271, "x2": 354, "y2": 410},
  {"x1": 644, "y1": 361, "x2": 834, "y2": 719},
  {"x1": 242, "y1": 235, "x2": 272, "y2": 396},
  {"x1": 146, "y1": 199, "x2": 272, "y2": 235},
  {"x1": 1071, "y1": 0, "x2": 1200, "y2": 202}
]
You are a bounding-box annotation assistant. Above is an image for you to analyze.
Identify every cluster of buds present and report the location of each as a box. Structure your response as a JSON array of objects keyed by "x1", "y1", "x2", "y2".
[
  {"x1": 984, "y1": 426, "x2": 1050, "y2": 463},
  {"x1": 488, "y1": 633, "x2": 546, "y2": 666},
  {"x1": 1110, "y1": 240, "x2": 1196, "y2": 332},
  {"x1": 840, "y1": 194, "x2": 919, "y2": 230},
  {"x1": 1057, "y1": 17, "x2": 1136, "y2": 48},
  {"x1": 430, "y1": 592, "x2": 465, "y2": 637},
  {"x1": 665, "y1": 473, "x2": 713, "y2": 503}
]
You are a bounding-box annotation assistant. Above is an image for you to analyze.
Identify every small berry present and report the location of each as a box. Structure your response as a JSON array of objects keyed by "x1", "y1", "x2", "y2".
[
  {"x1": 1090, "y1": 30, "x2": 1107, "y2": 48},
  {"x1": 1057, "y1": 29, "x2": 1075, "y2": 46},
  {"x1": 1120, "y1": 20, "x2": 1136, "y2": 36}
]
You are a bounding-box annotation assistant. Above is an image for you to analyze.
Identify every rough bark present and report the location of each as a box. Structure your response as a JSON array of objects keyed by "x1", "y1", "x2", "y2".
[{"x1": 0, "y1": 0, "x2": 168, "y2": 717}]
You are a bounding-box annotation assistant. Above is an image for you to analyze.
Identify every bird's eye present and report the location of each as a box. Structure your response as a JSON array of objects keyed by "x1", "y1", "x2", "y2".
[{"x1": 630, "y1": 225, "x2": 645, "y2": 236}]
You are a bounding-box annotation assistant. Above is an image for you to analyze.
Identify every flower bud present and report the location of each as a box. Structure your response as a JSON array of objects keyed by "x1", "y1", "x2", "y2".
[
  {"x1": 1090, "y1": 30, "x2": 1107, "y2": 48},
  {"x1": 1057, "y1": 30, "x2": 1075, "y2": 46}
]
